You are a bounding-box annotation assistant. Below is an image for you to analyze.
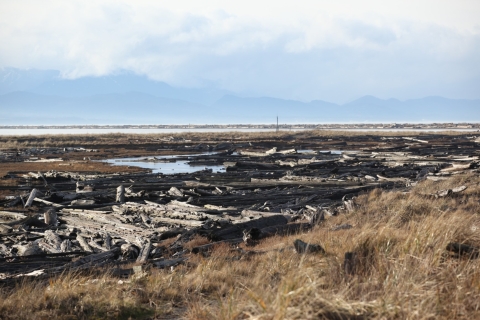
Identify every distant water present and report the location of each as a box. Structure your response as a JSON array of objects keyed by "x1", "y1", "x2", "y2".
[
  {"x1": 0, "y1": 127, "x2": 477, "y2": 136},
  {"x1": 0, "y1": 128, "x2": 281, "y2": 136}
]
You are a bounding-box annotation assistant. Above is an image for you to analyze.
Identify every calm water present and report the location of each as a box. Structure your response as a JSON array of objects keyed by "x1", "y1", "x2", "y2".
[
  {"x1": 0, "y1": 127, "x2": 478, "y2": 136},
  {"x1": 103, "y1": 154, "x2": 226, "y2": 174},
  {"x1": 104, "y1": 150, "x2": 344, "y2": 174},
  {"x1": 0, "y1": 128, "x2": 282, "y2": 136}
]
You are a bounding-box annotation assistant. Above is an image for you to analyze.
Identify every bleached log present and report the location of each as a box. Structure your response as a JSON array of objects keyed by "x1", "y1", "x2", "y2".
[
  {"x1": 140, "y1": 213, "x2": 151, "y2": 224},
  {"x1": 103, "y1": 233, "x2": 112, "y2": 250},
  {"x1": 76, "y1": 234, "x2": 94, "y2": 253},
  {"x1": 34, "y1": 197, "x2": 64, "y2": 208},
  {"x1": 116, "y1": 185, "x2": 125, "y2": 203},
  {"x1": 71, "y1": 199, "x2": 96, "y2": 206},
  {"x1": 88, "y1": 239, "x2": 108, "y2": 252},
  {"x1": 44, "y1": 230, "x2": 62, "y2": 249},
  {"x1": 25, "y1": 188, "x2": 38, "y2": 207},
  {"x1": 168, "y1": 187, "x2": 184, "y2": 197},
  {"x1": 0, "y1": 224, "x2": 13, "y2": 234},
  {"x1": 0, "y1": 211, "x2": 26, "y2": 220},
  {"x1": 61, "y1": 239, "x2": 72, "y2": 252},
  {"x1": 136, "y1": 241, "x2": 152, "y2": 264},
  {"x1": 44, "y1": 208, "x2": 58, "y2": 226},
  {"x1": 15, "y1": 240, "x2": 43, "y2": 256}
]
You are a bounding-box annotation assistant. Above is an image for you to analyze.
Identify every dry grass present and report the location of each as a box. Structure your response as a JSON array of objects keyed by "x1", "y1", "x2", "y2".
[
  {"x1": 0, "y1": 160, "x2": 145, "y2": 178},
  {"x1": 0, "y1": 130, "x2": 471, "y2": 149},
  {"x1": 1, "y1": 174, "x2": 480, "y2": 319}
]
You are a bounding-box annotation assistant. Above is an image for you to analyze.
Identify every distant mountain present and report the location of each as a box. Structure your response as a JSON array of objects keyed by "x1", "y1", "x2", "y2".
[
  {"x1": 0, "y1": 68, "x2": 479, "y2": 124},
  {"x1": 212, "y1": 95, "x2": 341, "y2": 122},
  {"x1": 0, "y1": 91, "x2": 211, "y2": 124},
  {"x1": 0, "y1": 68, "x2": 228, "y2": 105},
  {"x1": 0, "y1": 68, "x2": 59, "y2": 94}
]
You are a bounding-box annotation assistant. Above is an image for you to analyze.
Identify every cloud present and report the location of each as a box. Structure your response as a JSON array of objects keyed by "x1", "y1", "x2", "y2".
[{"x1": 0, "y1": 0, "x2": 479, "y2": 102}]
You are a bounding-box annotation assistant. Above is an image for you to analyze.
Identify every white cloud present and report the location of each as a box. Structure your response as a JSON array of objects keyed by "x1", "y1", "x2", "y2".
[{"x1": 0, "y1": 0, "x2": 479, "y2": 102}]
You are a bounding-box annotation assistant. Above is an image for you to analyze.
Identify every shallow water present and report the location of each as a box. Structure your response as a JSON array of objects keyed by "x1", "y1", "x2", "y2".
[
  {"x1": 103, "y1": 154, "x2": 226, "y2": 174},
  {"x1": 103, "y1": 150, "x2": 346, "y2": 174}
]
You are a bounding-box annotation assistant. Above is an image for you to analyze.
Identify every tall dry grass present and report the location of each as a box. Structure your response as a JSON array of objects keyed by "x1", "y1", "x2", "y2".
[{"x1": 1, "y1": 173, "x2": 479, "y2": 319}]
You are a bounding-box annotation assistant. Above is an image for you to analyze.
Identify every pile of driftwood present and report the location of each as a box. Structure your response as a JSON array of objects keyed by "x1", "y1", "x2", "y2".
[{"x1": 1, "y1": 135, "x2": 479, "y2": 282}]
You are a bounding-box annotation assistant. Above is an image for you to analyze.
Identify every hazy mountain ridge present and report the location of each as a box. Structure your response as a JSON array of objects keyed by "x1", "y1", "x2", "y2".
[{"x1": 1, "y1": 68, "x2": 479, "y2": 124}]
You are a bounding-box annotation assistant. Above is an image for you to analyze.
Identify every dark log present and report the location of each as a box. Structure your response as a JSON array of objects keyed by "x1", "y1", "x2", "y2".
[
  {"x1": 446, "y1": 242, "x2": 479, "y2": 259},
  {"x1": 209, "y1": 215, "x2": 288, "y2": 241},
  {"x1": 121, "y1": 243, "x2": 139, "y2": 260},
  {"x1": 191, "y1": 238, "x2": 244, "y2": 254},
  {"x1": 64, "y1": 247, "x2": 120, "y2": 270},
  {"x1": 343, "y1": 252, "x2": 357, "y2": 275},
  {"x1": 152, "y1": 257, "x2": 186, "y2": 269},
  {"x1": 260, "y1": 223, "x2": 311, "y2": 238},
  {"x1": 159, "y1": 228, "x2": 186, "y2": 240},
  {"x1": 293, "y1": 239, "x2": 325, "y2": 254}
]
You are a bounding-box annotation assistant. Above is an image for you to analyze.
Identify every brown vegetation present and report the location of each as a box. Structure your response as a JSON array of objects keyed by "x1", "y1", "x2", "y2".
[
  {"x1": 1, "y1": 173, "x2": 479, "y2": 319},
  {"x1": 0, "y1": 160, "x2": 145, "y2": 178}
]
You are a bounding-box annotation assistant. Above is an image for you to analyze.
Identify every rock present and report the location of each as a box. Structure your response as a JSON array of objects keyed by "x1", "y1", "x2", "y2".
[{"x1": 293, "y1": 239, "x2": 325, "y2": 254}]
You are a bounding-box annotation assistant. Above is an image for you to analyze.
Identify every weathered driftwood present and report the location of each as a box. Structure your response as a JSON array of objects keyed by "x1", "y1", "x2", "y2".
[
  {"x1": 0, "y1": 224, "x2": 13, "y2": 234},
  {"x1": 103, "y1": 233, "x2": 112, "y2": 250},
  {"x1": 15, "y1": 241, "x2": 43, "y2": 256},
  {"x1": 88, "y1": 239, "x2": 108, "y2": 252},
  {"x1": 60, "y1": 239, "x2": 71, "y2": 252},
  {"x1": 44, "y1": 209, "x2": 57, "y2": 226},
  {"x1": 76, "y1": 234, "x2": 93, "y2": 253},
  {"x1": 25, "y1": 188, "x2": 38, "y2": 207},
  {"x1": 116, "y1": 185, "x2": 125, "y2": 203},
  {"x1": 168, "y1": 187, "x2": 184, "y2": 197},
  {"x1": 0, "y1": 211, "x2": 26, "y2": 220},
  {"x1": 71, "y1": 199, "x2": 96, "y2": 206},
  {"x1": 136, "y1": 241, "x2": 152, "y2": 264},
  {"x1": 34, "y1": 197, "x2": 64, "y2": 208}
]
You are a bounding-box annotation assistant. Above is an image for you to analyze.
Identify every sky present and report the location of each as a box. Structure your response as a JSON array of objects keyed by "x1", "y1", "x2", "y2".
[{"x1": 1, "y1": 0, "x2": 479, "y2": 104}]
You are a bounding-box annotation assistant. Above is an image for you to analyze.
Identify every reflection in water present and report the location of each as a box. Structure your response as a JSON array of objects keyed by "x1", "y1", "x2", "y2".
[{"x1": 103, "y1": 154, "x2": 225, "y2": 174}]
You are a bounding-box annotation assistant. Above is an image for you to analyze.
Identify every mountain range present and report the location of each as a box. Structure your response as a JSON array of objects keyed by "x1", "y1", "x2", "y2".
[{"x1": 1, "y1": 68, "x2": 479, "y2": 124}]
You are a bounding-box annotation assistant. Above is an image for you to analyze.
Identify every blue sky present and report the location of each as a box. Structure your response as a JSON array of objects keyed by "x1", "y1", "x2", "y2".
[{"x1": 1, "y1": 0, "x2": 479, "y2": 103}]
